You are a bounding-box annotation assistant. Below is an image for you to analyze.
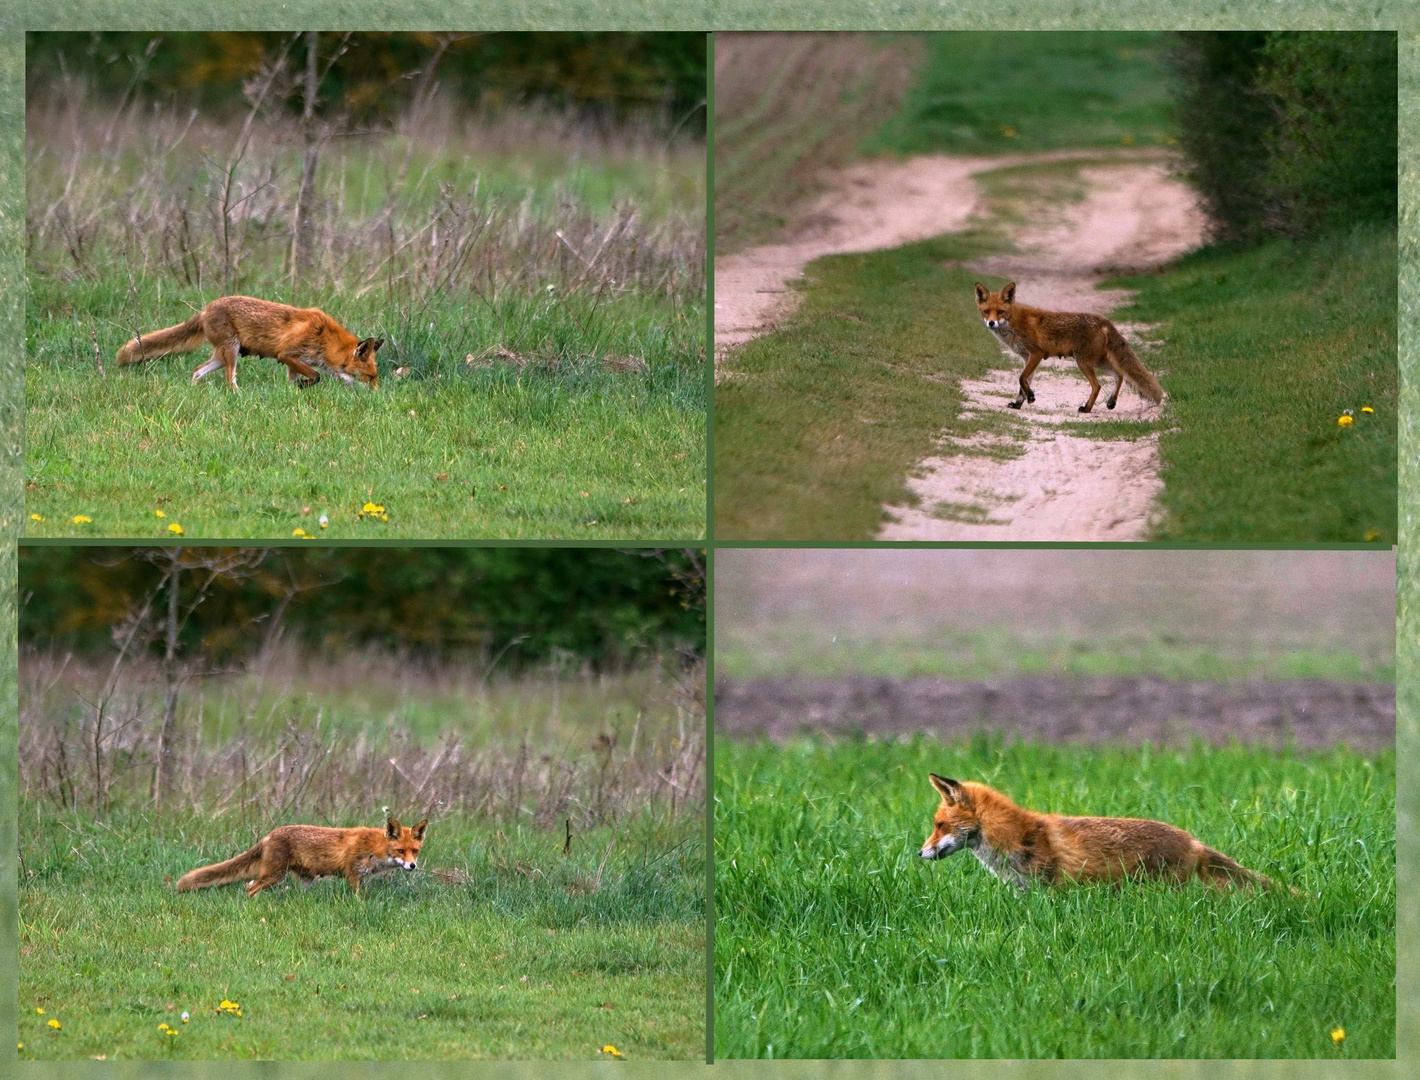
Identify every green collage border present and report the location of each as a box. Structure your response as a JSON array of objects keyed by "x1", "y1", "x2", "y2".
[{"x1": 3, "y1": 3, "x2": 1414, "y2": 1077}]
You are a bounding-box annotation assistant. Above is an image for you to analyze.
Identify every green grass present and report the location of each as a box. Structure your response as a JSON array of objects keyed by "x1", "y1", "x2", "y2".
[
  {"x1": 1112, "y1": 223, "x2": 1397, "y2": 542},
  {"x1": 714, "y1": 735, "x2": 1394, "y2": 1059},
  {"x1": 713, "y1": 230, "x2": 1009, "y2": 540},
  {"x1": 864, "y1": 31, "x2": 1176, "y2": 156},
  {"x1": 26, "y1": 277, "x2": 705, "y2": 540},
  {"x1": 714, "y1": 33, "x2": 923, "y2": 253},
  {"x1": 714, "y1": 625, "x2": 1395, "y2": 684},
  {"x1": 19, "y1": 805, "x2": 704, "y2": 1060}
]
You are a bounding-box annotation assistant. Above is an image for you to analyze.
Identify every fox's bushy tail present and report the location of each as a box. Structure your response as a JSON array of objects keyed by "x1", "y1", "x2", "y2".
[
  {"x1": 115, "y1": 314, "x2": 206, "y2": 366},
  {"x1": 1106, "y1": 326, "x2": 1163, "y2": 404},
  {"x1": 1197, "y1": 845, "x2": 1291, "y2": 892},
  {"x1": 175, "y1": 842, "x2": 264, "y2": 892}
]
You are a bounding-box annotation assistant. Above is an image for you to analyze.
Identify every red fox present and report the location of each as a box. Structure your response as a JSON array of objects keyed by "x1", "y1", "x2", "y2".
[
  {"x1": 115, "y1": 295, "x2": 382, "y2": 389},
  {"x1": 920, "y1": 775, "x2": 1273, "y2": 892},
  {"x1": 176, "y1": 817, "x2": 427, "y2": 896},
  {"x1": 974, "y1": 281, "x2": 1163, "y2": 412}
]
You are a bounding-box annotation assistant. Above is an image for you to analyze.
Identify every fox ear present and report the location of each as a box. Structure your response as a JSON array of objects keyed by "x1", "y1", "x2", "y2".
[
  {"x1": 412, "y1": 819, "x2": 428, "y2": 840},
  {"x1": 386, "y1": 817, "x2": 400, "y2": 838},
  {"x1": 371, "y1": 338, "x2": 385, "y2": 353},
  {"x1": 1000, "y1": 282, "x2": 1016, "y2": 303},
  {"x1": 929, "y1": 774, "x2": 964, "y2": 804},
  {"x1": 974, "y1": 282, "x2": 988, "y2": 303}
]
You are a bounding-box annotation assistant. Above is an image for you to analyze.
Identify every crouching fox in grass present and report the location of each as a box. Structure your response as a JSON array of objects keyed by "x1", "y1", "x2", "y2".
[
  {"x1": 177, "y1": 817, "x2": 427, "y2": 897},
  {"x1": 974, "y1": 281, "x2": 1163, "y2": 413},
  {"x1": 116, "y1": 296, "x2": 383, "y2": 389},
  {"x1": 920, "y1": 775, "x2": 1280, "y2": 892}
]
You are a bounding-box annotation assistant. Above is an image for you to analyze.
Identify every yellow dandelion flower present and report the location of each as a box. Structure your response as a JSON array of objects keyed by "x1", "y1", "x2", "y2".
[
  {"x1": 158, "y1": 1023, "x2": 170, "y2": 1031},
  {"x1": 155, "y1": 509, "x2": 166, "y2": 518},
  {"x1": 292, "y1": 528, "x2": 309, "y2": 538},
  {"x1": 167, "y1": 523, "x2": 184, "y2": 536},
  {"x1": 1361, "y1": 406, "x2": 1374, "y2": 414},
  {"x1": 35, "y1": 1008, "x2": 44, "y2": 1015},
  {"x1": 601, "y1": 1044, "x2": 624, "y2": 1058},
  {"x1": 47, "y1": 1019, "x2": 61, "y2": 1030},
  {"x1": 29, "y1": 513, "x2": 43, "y2": 522},
  {"x1": 1332, "y1": 1027, "x2": 1346, "y2": 1043},
  {"x1": 1337, "y1": 415, "x2": 1353, "y2": 427},
  {"x1": 361, "y1": 502, "x2": 385, "y2": 514},
  {"x1": 17, "y1": 1042, "x2": 23, "y2": 1050},
  {"x1": 1365, "y1": 528, "x2": 1380, "y2": 542},
  {"x1": 72, "y1": 515, "x2": 92, "y2": 525},
  {"x1": 168, "y1": 1029, "x2": 178, "y2": 1036}
]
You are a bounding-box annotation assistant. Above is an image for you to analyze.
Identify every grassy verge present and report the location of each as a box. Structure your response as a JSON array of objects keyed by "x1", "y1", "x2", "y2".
[
  {"x1": 26, "y1": 278, "x2": 704, "y2": 540},
  {"x1": 1112, "y1": 223, "x2": 1397, "y2": 542},
  {"x1": 864, "y1": 31, "x2": 1175, "y2": 156},
  {"x1": 713, "y1": 33, "x2": 922, "y2": 253},
  {"x1": 19, "y1": 806, "x2": 703, "y2": 1060},
  {"x1": 714, "y1": 735, "x2": 1394, "y2": 1059},
  {"x1": 715, "y1": 625, "x2": 1394, "y2": 684},
  {"x1": 713, "y1": 231, "x2": 1013, "y2": 540}
]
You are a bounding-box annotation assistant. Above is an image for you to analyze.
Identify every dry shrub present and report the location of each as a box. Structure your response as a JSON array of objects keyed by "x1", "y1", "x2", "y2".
[{"x1": 19, "y1": 648, "x2": 705, "y2": 830}]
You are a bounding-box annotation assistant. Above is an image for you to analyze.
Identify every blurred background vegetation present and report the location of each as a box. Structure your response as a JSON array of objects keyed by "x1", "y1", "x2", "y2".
[
  {"x1": 1167, "y1": 31, "x2": 1395, "y2": 244},
  {"x1": 25, "y1": 31, "x2": 706, "y2": 133},
  {"x1": 20, "y1": 546, "x2": 705, "y2": 669}
]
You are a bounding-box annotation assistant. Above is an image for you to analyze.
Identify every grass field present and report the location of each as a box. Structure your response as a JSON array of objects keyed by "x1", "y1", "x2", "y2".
[
  {"x1": 19, "y1": 659, "x2": 706, "y2": 1059},
  {"x1": 26, "y1": 103, "x2": 705, "y2": 540},
  {"x1": 1111, "y1": 223, "x2": 1397, "y2": 543},
  {"x1": 864, "y1": 31, "x2": 1174, "y2": 156},
  {"x1": 19, "y1": 805, "x2": 703, "y2": 1060},
  {"x1": 714, "y1": 736, "x2": 1394, "y2": 1059},
  {"x1": 713, "y1": 229, "x2": 1007, "y2": 539}
]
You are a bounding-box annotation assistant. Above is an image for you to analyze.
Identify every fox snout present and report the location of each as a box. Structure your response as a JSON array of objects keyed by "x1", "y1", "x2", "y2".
[{"x1": 920, "y1": 834, "x2": 965, "y2": 860}]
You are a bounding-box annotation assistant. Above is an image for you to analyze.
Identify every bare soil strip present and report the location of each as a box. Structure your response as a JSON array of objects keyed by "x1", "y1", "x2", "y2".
[
  {"x1": 882, "y1": 160, "x2": 1206, "y2": 539},
  {"x1": 714, "y1": 676, "x2": 1395, "y2": 752}
]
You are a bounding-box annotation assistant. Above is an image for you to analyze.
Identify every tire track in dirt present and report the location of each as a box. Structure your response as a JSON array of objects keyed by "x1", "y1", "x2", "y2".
[
  {"x1": 713, "y1": 151, "x2": 1207, "y2": 540},
  {"x1": 882, "y1": 160, "x2": 1206, "y2": 540}
]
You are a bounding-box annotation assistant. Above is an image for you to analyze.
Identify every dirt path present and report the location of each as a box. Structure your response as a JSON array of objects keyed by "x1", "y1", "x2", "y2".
[{"x1": 714, "y1": 151, "x2": 1207, "y2": 540}]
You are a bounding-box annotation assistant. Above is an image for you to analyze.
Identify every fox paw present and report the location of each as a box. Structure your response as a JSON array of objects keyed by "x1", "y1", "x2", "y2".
[
  {"x1": 1078, "y1": 404, "x2": 1092, "y2": 413},
  {"x1": 1007, "y1": 401, "x2": 1023, "y2": 410},
  {"x1": 1107, "y1": 399, "x2": 1117, "y2": 410},
  {"x1": 1026, "y1": 392, "x2": 1035, "y2": 403}
]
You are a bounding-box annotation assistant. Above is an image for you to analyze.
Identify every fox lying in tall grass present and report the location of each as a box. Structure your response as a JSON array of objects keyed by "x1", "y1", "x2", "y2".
[
  {"x1": 116, "y1": 295, "x2": 383, "y2": 389},
  {"x1": 176, "y1": 817, "x2": 426, "y2": 896},
  {"x1": 919, "y1": 774, "x2": 1278, "y2": 892}
]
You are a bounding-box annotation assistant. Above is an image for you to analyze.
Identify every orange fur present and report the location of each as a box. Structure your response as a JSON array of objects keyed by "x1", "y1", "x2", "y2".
[
  {"x1": 115, "y1": 295, "x2": 382, "y2": 389},
  {"x1": 176, "y1": 817, "x2": 427, "y2": 896},
  {"x1": 974, "y1": 281, "x2": 1162, "y2": 412},
  {"x1": 920, "y1": 775, "x2": 1271, "y2": 892}
]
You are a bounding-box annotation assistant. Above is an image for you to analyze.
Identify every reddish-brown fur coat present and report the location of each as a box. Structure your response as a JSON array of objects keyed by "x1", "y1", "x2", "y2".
[
  {"x1": 176, "y1": 817, "x2": 426, "y2": 896},
  {"x1": 920, "y1": 775, "x2": 1266, "y2": 891},
  {"x1": 115, "y1": 295, "x2": 382, "y2": 389},
  {"x1": 974, "y1": 281, "x2": 1162, "y2": 412}
]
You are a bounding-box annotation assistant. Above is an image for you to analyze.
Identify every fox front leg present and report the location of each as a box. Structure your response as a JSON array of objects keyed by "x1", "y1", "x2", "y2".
[{"x1": 1010, "y1": 351, "x2": 1044, "y2": 409}]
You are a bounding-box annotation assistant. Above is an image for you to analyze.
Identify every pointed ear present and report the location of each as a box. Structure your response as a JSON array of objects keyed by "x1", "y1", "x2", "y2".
[
  {"x1": 412, "y1": 819, "x2": 428, "y2": 840},
  {"x1": 929, "y1": 774, "x2": 964, "y2": 804},
  {"x1": 371, "y1": 338, "x2": 385, "y2": 353},
  {"x1": 386, "y1": 817, "x2": 400, "y2": 838},
  {"x1": 1000, "y1": 282, "x2": 1016, "y2": 303},
  {"x1": 974, "y1": 282, "x2": 988, "y2": 303}
]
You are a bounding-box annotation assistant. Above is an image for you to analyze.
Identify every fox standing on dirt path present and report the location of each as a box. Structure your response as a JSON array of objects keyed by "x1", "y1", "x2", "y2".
[
  {"x1": 974, "y1": 281, "x2": 1163, "y2": 413},
  {"x1": 919, "y1": 775, "x2": 1275, "y2": 892},
  {"x1": 115, "y1": 296, "x2": 383, "y2": 389},
  {"x1": 176, "y1": 817, "x2": 427, "y2": 897}
]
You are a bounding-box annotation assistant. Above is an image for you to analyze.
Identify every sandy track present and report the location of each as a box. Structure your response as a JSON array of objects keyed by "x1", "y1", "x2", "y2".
[{"x1": 714, "y1": 151, "x2": 1207, "y2": 540}]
